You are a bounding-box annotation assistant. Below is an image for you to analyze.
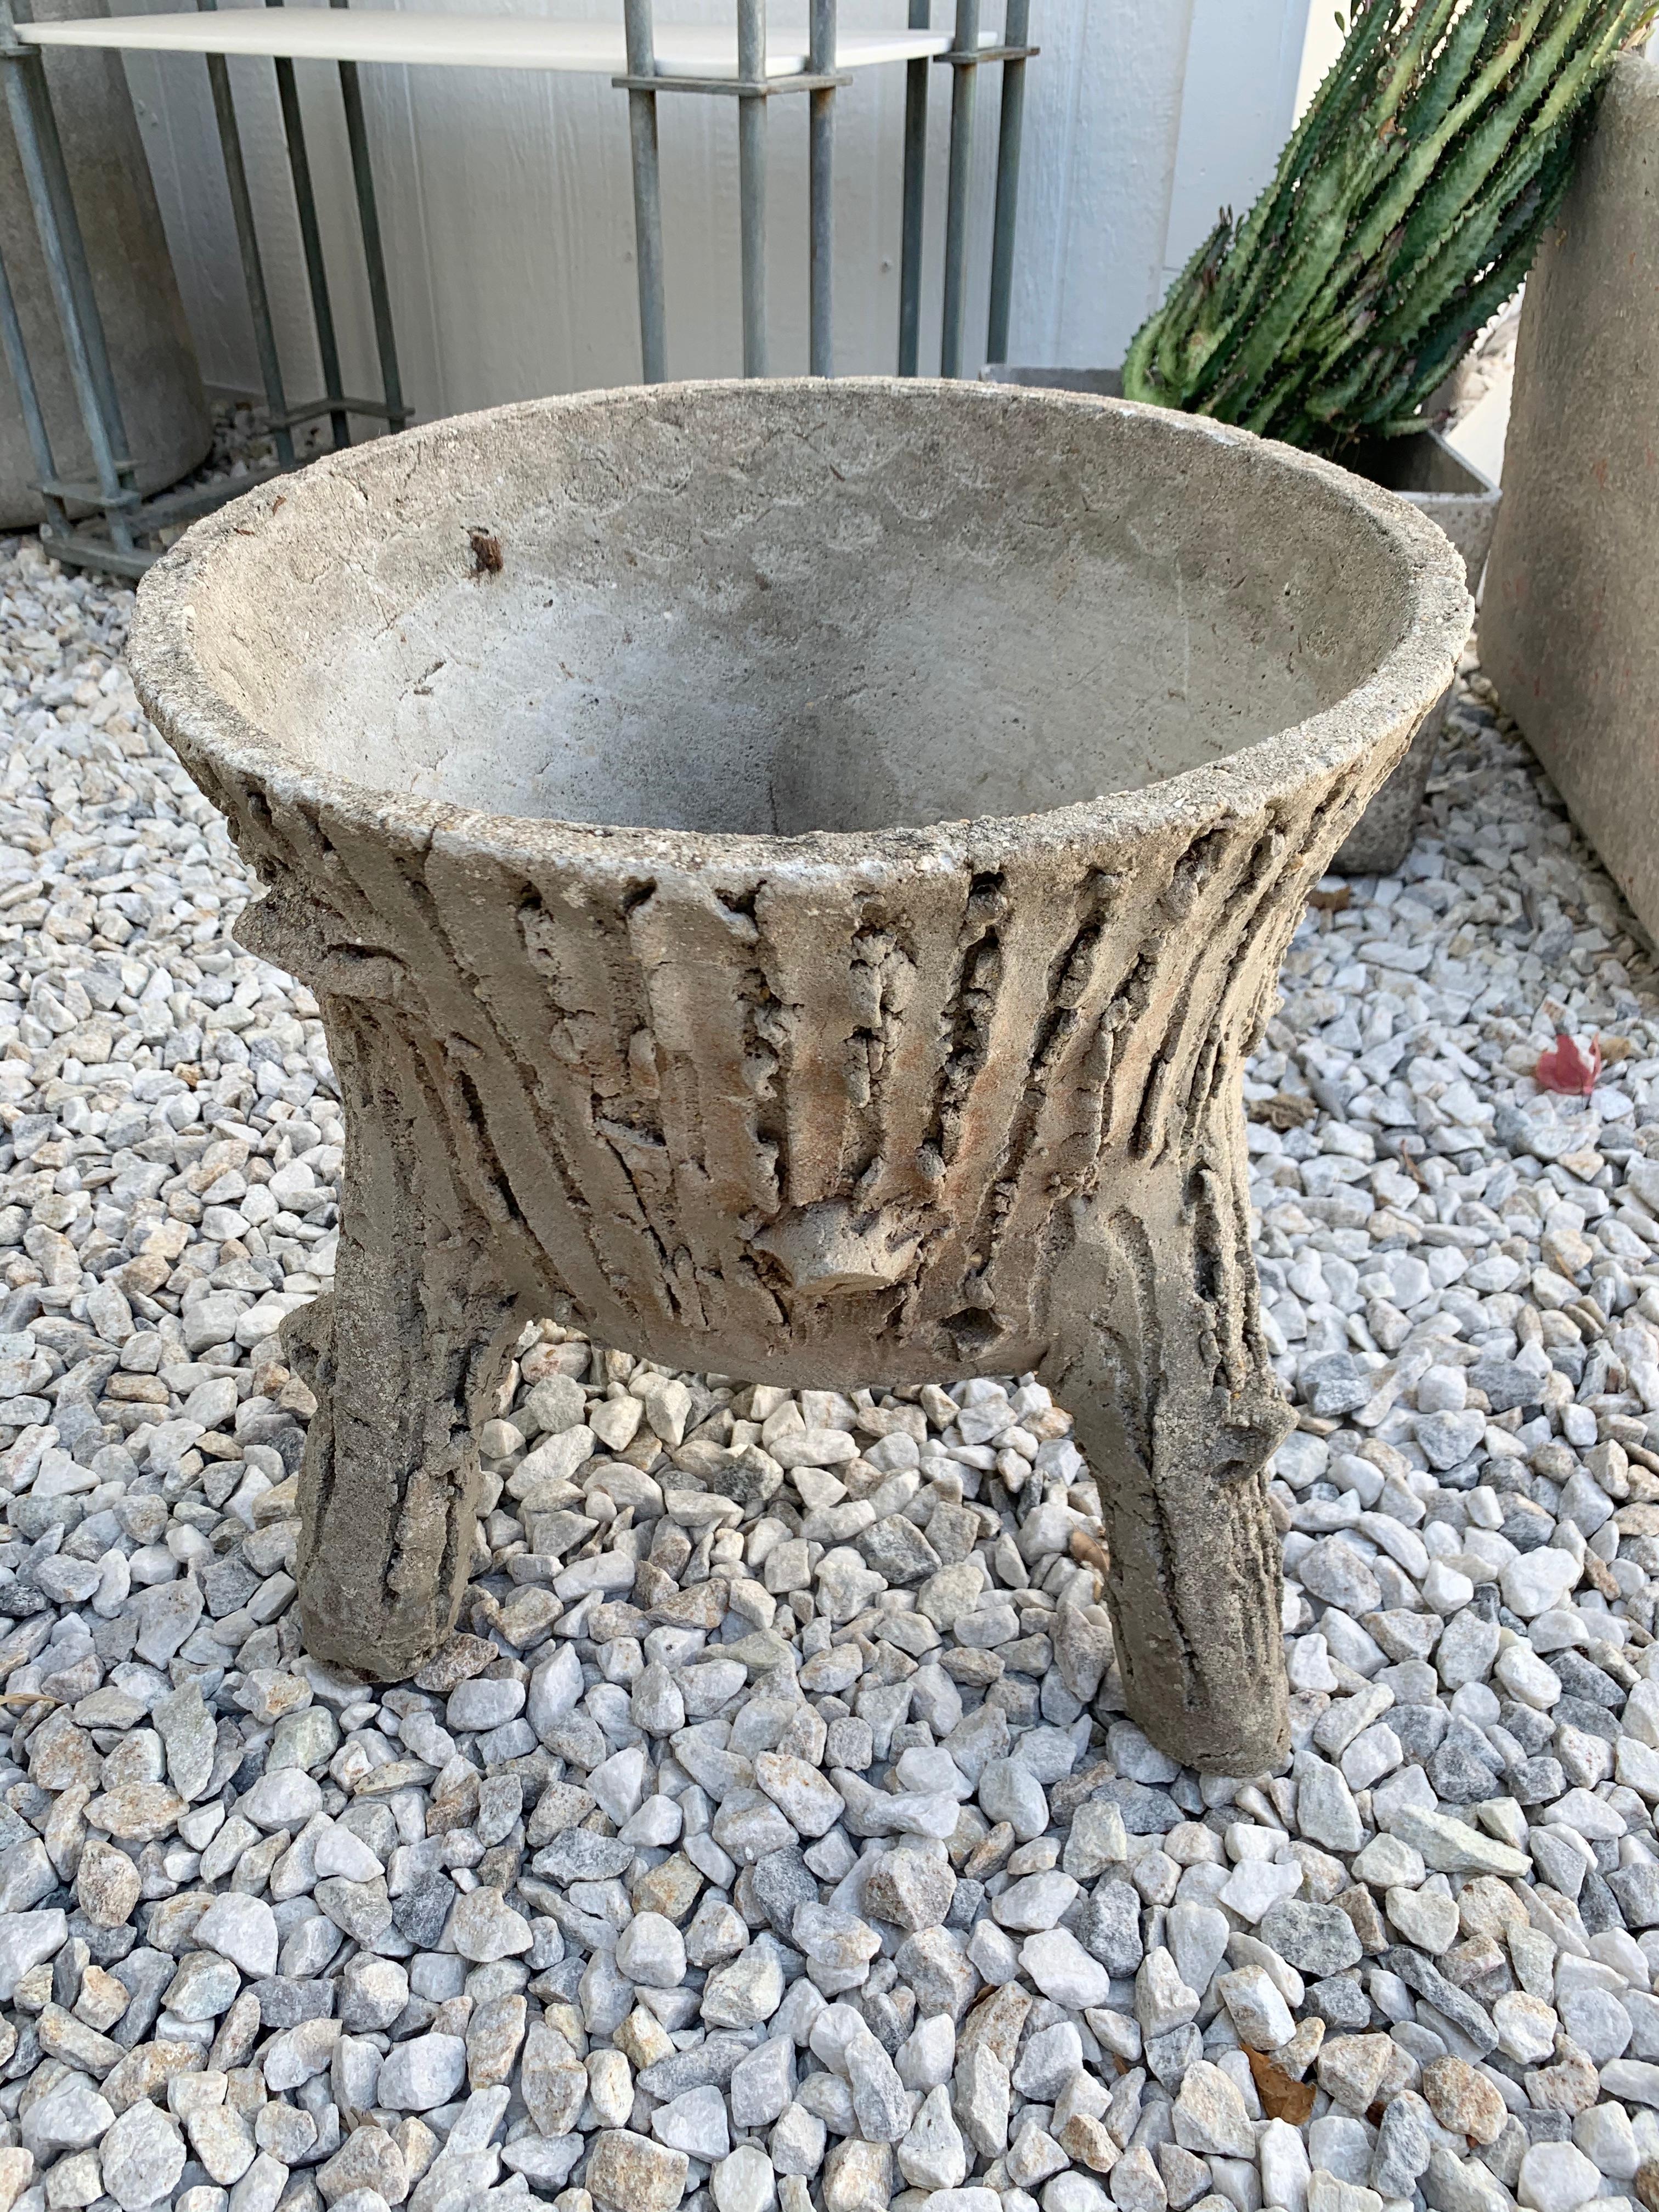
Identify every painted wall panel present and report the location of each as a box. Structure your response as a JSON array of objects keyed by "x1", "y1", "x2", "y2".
[{"x1": 112, "y1": 0, "x2": 1312, "y2": 417}]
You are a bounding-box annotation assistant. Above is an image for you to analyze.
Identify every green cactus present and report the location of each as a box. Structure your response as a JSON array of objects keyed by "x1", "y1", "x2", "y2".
[{"x1": 1122, "y1": 0, "x2": 1658, "y2": 453}]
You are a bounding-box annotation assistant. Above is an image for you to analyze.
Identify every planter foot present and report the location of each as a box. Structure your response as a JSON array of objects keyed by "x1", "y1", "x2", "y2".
[
  {"x1": 1045, "y1": 1169, "x2": 1293, "y2": 1776},
  {"x1": 287, "y1": 1015, "x2": 522, "y2": 1684}
]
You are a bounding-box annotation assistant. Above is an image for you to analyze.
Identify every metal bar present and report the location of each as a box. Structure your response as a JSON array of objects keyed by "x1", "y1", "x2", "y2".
[
  {"x1": 31, "y1": 460, "x2": 289, "y2": 582},
  {"x1": 267, "y1": 0, "x2": 350, "y2": 448},
  {"x1": 0, "y1": 240, "x2": 65, "y2": 537},
  {"x1": 198, "y1": 1, "x2": 296, "y2": 465},
  {"x1": 808, "y1": 0, "x2": 833, "y2": 376},
  {"x1": 939, "y1": 0, "x2": 978, "y2": 379},
  {"x1": 126, "y1": 462, "x2": 284, "y2": 533},
  {"x1": 32, "y1": 475, "x2": 139, "y2": 506},
  {"x1": 612, "y1": 70, "x2": 846, "y2": 95},
  {"x1": 41, "y1": 534, "x2": 154, "y2": 580},
  {"x1": 6, "y1": 0, "x2": 133, "y2": 489},
  {"x1": 897, "y1": 0, "x2": 928, "y2": 376},
  {"x1": 623, "y1": 0, "x2": 666, "y2": 382},
  {"x1": 736, "y1": 0, "x2": 766, "y2": 377},
  {"x1": 268, "y1": 393, "x2": 403, "y2": 428},
  {"x1": 0, "y1": 0, "x2": 136, "y2": 546},
  {"x1": 331, "y1": 1, "x2": 408, "y2": 431},
  {"x1": 985, "y1": 0, "x2": 1026, "y2": 365}
]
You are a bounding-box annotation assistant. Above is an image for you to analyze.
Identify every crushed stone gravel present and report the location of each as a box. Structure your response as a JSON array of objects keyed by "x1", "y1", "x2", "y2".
[{"x1": 0, "y1": 543, "x2": 1656, "y2": 2212}]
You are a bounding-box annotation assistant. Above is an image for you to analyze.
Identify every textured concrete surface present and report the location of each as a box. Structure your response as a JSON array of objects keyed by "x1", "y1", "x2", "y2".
[
  {"x1": 127, "y1": 377, "x2": 1468, "y2": 1771},
  {"x1": 982, "y1": 369, "x2": 1495, "y2": 879},
  {"x1": 0, "y1": 0, "x2": 210, "y2": 527},
  {"x1": 1481, "y1": 54, "x2": 1659, "y2": 943}
]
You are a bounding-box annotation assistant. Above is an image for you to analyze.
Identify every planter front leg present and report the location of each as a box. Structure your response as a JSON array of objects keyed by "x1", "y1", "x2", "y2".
[
  {"x1": 284, "y1": 1012, "x2": 521, "y2": 1683},
  {"x1": 1044, "y1": 1160, "x2": 1293, "y2": 1777}
]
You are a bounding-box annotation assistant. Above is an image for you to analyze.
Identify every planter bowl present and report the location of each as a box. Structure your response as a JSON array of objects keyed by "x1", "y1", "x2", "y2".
[{"x1": 128, "y1": 379, "x2": 1468, "y2": 1771}]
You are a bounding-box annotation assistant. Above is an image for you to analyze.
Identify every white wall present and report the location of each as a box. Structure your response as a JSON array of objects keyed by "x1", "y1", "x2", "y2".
[{"x1": 115, "y1": 0, "x2": 1312, "y2": 424}]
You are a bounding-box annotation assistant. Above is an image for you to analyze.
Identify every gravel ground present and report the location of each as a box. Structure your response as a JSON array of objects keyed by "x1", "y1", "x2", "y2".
[{"x1": 0, "y1": 538, "x2": 1658, "y2": 2212}]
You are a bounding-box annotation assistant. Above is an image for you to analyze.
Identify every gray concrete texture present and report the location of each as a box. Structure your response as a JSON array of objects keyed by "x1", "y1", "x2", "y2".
[
  {"x1": 126, "y1": 378, "x2": 1470, "y2": 1773},
  {"x1": 0, "y1": 0, "x2": 210, "y2": 527},
  {"x1": 980, "y1": 366, "x2": 1497, "y2": 878},
  {"x1": 1481, "y1": 53, "x2": 1659, "y2": 941},
  {"x1": 1331, "y1": 429, "x2": 1499, "y2": 876}
]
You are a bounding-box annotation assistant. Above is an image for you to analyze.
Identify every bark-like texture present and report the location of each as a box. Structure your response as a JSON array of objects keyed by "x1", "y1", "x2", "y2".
[
  {"x1": 274, "y1": 1002, "x2": 522, "y2": 1682},
  {"x1": 127, "y1": 379, "x2": 1469, "y2": 1769}
]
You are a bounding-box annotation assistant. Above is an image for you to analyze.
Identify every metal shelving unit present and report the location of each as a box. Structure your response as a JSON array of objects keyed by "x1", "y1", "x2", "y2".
[{"x1": 0, "y1": 0, "x2": 1036, "y2": 575}]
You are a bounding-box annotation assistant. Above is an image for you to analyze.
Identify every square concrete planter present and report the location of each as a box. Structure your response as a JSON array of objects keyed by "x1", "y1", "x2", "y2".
[
  {"x1": 983, "y1": 368, "x2": 1498, "y2": 874},
  {"x1": 1333, "y1": 430, "x2": 1499, "y2": 874},
  {"x1": 1481, "y1": 55, "x2": 1659, "y2": 944}
]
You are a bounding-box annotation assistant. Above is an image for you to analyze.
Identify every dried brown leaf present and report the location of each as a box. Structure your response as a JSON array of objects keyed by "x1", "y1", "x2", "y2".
[{"x1": 1246, "y1": 2045, "x2": 1317, "y2": 2124}]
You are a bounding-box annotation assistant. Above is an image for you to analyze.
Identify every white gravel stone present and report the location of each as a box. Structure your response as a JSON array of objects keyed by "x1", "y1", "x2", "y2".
[
  {"x1": 376, "y1": 2033, "x2": 468, "y2": 2111},
  {"x1": 0, "y1": 612, "x2": 1652, "y2": 2212},
  {"x1": 193, "y1": 1891, "x2": 278, "y2": 1977},
  {"x1": 1517, "y1": 2142, "x2": 1601, "y2": 2212},
  {"x1": 1218, "y1": 1965, "x2": 1296, "y2": 2050},
  {"x1": 1021, "y1": 1928, "x2": 1114, "y2": 2008},
  {"x1": 617, "y1": 1910, "x2": 689, "y2": 1989}
]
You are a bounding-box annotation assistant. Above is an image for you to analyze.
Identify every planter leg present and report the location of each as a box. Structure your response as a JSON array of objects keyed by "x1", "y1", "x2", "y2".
[
  {"x1": 1043, "y1": 1161, "x2": 1293, "y2": 1776},
  {"x1": 285, "y1": 1013, "x2": 521, "y2": 1683}
]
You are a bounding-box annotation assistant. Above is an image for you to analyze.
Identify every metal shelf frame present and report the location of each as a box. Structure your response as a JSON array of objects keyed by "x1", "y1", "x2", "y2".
[
  {"x1": 0, "y1": 0, "x2": 409, "y2": 577},
  {"x1": 0, "y1": 0, "x2": 1035, "y2": 577}
]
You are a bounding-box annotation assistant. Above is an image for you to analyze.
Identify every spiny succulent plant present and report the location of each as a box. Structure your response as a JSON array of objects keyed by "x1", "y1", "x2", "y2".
[{"x1": 1122, "y1": 0, "x2": 1657, "y2": 454}]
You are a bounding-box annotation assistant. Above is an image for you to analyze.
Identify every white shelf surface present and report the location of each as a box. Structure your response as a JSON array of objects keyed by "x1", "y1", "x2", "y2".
[{"x1": 16, "y1": 9, "x2": 955, "y2": 74}]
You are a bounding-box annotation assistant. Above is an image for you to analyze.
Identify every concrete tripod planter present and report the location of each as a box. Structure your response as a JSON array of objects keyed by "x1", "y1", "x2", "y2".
[{"x1": 127, "y1": 380, "x2": 1468, "y2": 1773}]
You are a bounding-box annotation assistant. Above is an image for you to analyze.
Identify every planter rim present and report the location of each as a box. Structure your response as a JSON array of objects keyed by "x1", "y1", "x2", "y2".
[{"x1": 128, "y1": 377, "x2": 1472, "y2": 883}]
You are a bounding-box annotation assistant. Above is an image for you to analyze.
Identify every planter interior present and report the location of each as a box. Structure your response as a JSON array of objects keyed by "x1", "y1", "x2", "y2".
[
  {"x1": 130, "y1": 379, "x2": 1469, "y2": 1770},
  {"x1": 201, "y1": 396, "x2": 1410, "y2": 840}
]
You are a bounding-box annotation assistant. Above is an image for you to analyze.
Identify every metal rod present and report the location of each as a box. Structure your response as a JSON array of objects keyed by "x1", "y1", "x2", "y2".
[
  {"x1": 0, "y1": 240, "x2": 63, "y2": 527},
  {"x1": 43, "y1": 538, "x2": 152, "y2": 580},
  {"x1": 623, "y1": 0, "x2": 667, "y2": 382},
  {"x1": 897, "y1": 0, "x2": 928, "y2": 376},
  {"x1": 198, "y1": 2, "x2": 296, "y2": 466},
  {"x1": 736, "y1": 0, "x2": 766, "y2": 377},
  {"x1": 7, "y1": 0, "x2": 131, "y2": 481},
  {"x1": 332, "y1": 0, "x2": 407, "y2": 431},
  {"x1": 985, "y1": 0, "x2": 1026, "y2": 365},
  {"x1": 267, "y1": 0, "x2": 349, "y2": 448},
  {"x1": 614, "y1": 70, "x2": 842, "y2": 95},
  {"x1": 808, "y1": 0, "x2": 833, "y2": 375},
  {"x1": 122, "y1": 462, "x2": 284, "y2": 535},
  {"x1": 0, "y1": 0, "x2": 135, "y2": 545},
  {"x1": 939, "y1": 0, "x2": 978, "y2": 379}
]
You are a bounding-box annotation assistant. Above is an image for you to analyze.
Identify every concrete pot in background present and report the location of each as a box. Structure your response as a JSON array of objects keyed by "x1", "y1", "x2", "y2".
[
  {"x1": 1330, "y1": 430, "x2": 1499, "y2": 874},
  {"x1": 0, "y1": 0, "x2": 211, "y2": 529},
  {"x1": 1480, "y1": 54, "x2": 1659, "y2": 944},
  {"x1": 981, "y1": 366, "x2": 1499, "y2": 875}
]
